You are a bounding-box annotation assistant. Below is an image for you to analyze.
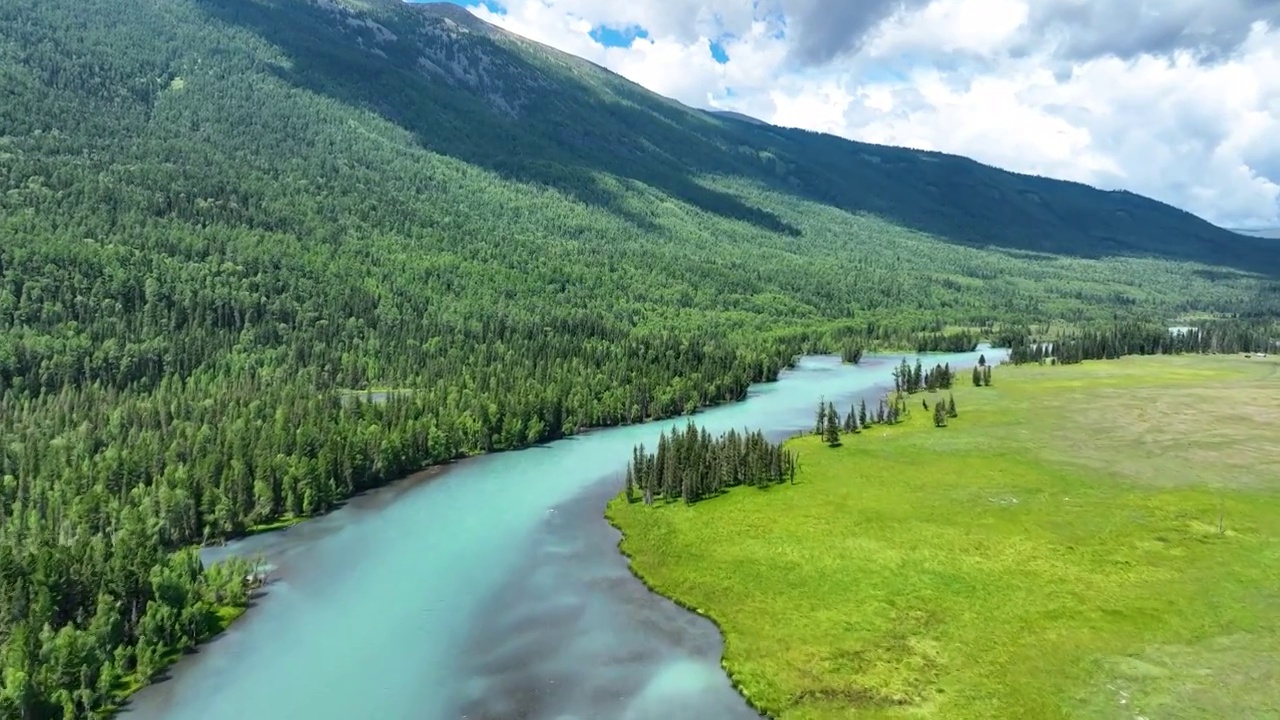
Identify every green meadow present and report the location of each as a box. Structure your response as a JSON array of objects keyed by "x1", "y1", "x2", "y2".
[{"x1": 607, "y1": 355, "x2": 1280, "y2": 719}]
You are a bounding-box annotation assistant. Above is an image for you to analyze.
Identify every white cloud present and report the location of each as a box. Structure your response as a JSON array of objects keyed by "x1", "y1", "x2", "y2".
[{"x1": 455, "y1": 0, "x2": 1280, "y2": 227}]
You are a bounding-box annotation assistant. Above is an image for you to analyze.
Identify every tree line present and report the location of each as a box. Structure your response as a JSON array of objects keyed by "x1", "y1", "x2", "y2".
[
  {"x1": 814, "y1": 387, "x2": 963, "y2": 445},
  {"x1": 1006, "y1": 321, "x2": 1279, "y2": 365},
  {"x1": 624, "y1": 423, "x2": 797, "y2": 505},
  {"x1": 622, "y1": 378, "x2": 977, "y2": 510},
  {"x1": 891, "y1": 356, "x2": 960, "y2": 394}
]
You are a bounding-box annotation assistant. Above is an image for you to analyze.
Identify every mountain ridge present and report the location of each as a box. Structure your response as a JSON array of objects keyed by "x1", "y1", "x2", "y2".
[{"x1": 357, "y1": 0, "x2": 1276, "y2": 272}]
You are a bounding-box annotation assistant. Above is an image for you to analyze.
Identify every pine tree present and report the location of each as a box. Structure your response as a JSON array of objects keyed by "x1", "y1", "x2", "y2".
[
  {"x1": 858, "y1": 399, "x2": 869, "y2": 427},
  {"x1": 933, "y1": 402, "x2": 948, "y2": 427},
  {"x1": 978, "y1": 353, "x2": 987, "y2": 366},
  {"x1": 814, "y1": 398, "x2": 826, "y2": 435},
  {"x1": 947, "y1": 393, "x2": 958, "y2": 418},
  {"x1": 972, "y1": 366, "x2": 982, "y2": 387},
  {"x1": 983, "y1": 365, "x2": 993, "y2": 386},
  {"x1": 624, "y1": 464, "x2": 635, "y2": 503},
  {"x1": 824, "y1": 402, "x2": 841, "y2": 446}
]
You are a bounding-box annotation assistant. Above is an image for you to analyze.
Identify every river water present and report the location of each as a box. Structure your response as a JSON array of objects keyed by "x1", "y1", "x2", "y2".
[{"x1": 124, "y1": 348, "x2": 1002, "y2": 720}]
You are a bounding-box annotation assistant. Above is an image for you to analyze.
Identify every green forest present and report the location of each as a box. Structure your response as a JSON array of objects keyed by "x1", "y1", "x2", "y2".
[{"x1": 2, "y1": 0, "x2": 1279, "y2": 717}]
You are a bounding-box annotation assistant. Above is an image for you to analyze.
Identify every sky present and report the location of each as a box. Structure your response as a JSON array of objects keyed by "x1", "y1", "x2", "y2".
[{"x1": 430, "y1": 0, "x2": 1280, "y2": 229}]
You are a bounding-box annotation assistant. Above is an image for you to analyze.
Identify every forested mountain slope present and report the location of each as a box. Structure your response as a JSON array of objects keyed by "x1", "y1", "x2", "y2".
[{"x1": 1, "y1": 0, "x2": 1278, "y2": 717}]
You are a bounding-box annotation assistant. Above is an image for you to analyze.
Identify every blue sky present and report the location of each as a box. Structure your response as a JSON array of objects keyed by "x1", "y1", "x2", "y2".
[
  {"x1": 436, "y1": 0, "x2": 501, "y2": 15},
  {"x1": 430, "y1": 0, "x2": 731, "y2": 63}
]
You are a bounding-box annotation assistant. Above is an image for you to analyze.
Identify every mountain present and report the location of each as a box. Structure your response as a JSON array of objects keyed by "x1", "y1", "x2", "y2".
[
  {"x1": 1234, "y1": 228, "x2": 1280, "y2": 239},
  {"x1": 1, "y1": 2, "x2": 1278, "y2": 717},
  {"x1": 707, "y1": 109, "x2": 771, "y2": 126}
]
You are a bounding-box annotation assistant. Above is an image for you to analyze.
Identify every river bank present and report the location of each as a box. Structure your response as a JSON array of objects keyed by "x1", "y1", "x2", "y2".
[
  {"x1": 607, "y1": 355, "x2": 1280, "y2": 719},
  {"x1": 124, "y1": 349, "x2": 1001, "y2": 720}
]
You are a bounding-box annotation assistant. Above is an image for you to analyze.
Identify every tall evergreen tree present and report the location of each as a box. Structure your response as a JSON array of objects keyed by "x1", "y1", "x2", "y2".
[{"x1": 824, "y1": 402, "x2": 841, "y2": 447}]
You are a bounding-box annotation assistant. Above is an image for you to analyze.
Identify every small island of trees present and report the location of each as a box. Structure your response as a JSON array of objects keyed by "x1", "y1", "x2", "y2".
[{"x1": 624, "y1": 423, "x2": 797, "y2": 506}]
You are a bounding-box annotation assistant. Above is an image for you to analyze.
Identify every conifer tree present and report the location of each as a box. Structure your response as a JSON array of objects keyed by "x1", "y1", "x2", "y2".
[
  {"x1": 859, "y1": 399, "x2": 869, "y2": 427},
  {"x1": 933, "y1": 402, "x2": 948, "y2": 427},
  {"x1": 947, "y1": 393, "x2": 958, "y2": 418},
  {"x1": 973, "y1": 366, "x2": 983, "y2": 387},
  {"x1": 814, "y1": 398, "x2": 826, "y2": 435},
  {"x1": 824, "y1": 402, "x2": 841, "y2": 446}
]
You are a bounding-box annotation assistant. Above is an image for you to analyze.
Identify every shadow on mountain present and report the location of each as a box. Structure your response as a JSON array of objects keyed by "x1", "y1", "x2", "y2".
[
  {"x1": 195, "y1": 0, "x2": 1277, "y2": 278},
  {"x1": 192, "y1": 0, "x2": 799, "y2": 237},
  {"x1": 744, "y1": 124, "x2": 1280, "y2": 277}
]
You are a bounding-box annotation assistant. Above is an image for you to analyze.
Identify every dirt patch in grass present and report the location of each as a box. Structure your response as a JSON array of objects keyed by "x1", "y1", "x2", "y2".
[
  {"x1": 1034, "y1": 359, "x2": 1280, "y2": 488},
  {"x1": 1084, "y1": 633, "x2": 1280, "y2": 719}
]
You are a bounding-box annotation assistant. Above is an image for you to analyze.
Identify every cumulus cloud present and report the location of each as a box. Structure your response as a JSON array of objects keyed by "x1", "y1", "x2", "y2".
[
  {"x1": 1019, "y1": 0, "x2": 1280, "y2": 63},
  {"x1": 446, "y1": 0, "x2": 1280, "y2": 227},
  {"x1": 776, "y1": 0, "x2": 934, "y2": 67}
]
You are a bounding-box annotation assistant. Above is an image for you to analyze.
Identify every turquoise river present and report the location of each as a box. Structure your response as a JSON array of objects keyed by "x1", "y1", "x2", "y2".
[{"x1": 124, "y1": 348, "x2": 1003, "y2": 720}]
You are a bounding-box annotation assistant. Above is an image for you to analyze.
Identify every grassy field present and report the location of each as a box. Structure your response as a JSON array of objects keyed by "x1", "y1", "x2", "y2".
[{"x1": 607, "y1": 355, "x2": 1280, "y2": 719}]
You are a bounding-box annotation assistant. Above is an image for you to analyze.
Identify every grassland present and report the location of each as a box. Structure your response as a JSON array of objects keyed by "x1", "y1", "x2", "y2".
[{"x1": 607, "y1": 355, "x2": 1280, "y2": 719}]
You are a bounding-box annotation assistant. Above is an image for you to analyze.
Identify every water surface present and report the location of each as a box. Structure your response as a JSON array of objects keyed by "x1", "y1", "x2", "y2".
[{"x1": 126, "y1": 348, "x2": 1003, "y2": 720}]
